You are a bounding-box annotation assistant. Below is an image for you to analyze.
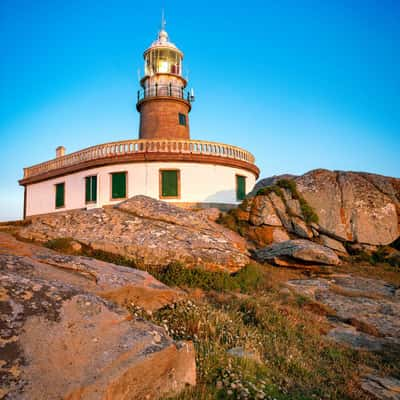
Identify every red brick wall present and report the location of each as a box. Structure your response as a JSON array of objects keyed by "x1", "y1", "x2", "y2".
[{"x1": 138, "y1": 98, "x2": 191, "y2": 140}]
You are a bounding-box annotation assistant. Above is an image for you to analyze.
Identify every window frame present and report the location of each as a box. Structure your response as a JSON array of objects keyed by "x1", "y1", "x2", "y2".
[
  {"x1": 85, "y1": 175, "x2": 98, "y2": 204},
  {"x1": 110, "y1": 171, "x2": 128, "y2": 201},
  {"x1": 55, "y1": 182, "x2": 65, "y2": 209},
  {"x1": 178, "y1": 113, "x2": 187, "y2": 126},
  {"x1": 159, "y1": 169, "x2": 181, "y2": 199},
  {"x1": 236, "y1": 174, "x2": 247, "y2": 201}
]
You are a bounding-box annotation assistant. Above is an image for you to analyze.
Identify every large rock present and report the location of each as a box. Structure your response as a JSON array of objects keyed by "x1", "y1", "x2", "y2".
[
  {"x1": 0, "y1": 233, "x2": 196, "y2": 399},
  {"x1": 19, "y1": 196, "x2": 249, "y2": 272},
  {"x1": 295, "y1": 169, "x2": 399, "y2": 245},
  {"x1": 241, "y1": 225, "x2": 290, "y2": 248},
  {"x1": 319, "y1": 234, "x2": 347, "y2": 254},
  {"x1": 0, "y1": 233, "x2": 181, "y2": 312},
  {"x1": 253, "y1": 239, "x2": 340, "y2": 266},
  {"x1": 246, "y1": 169, "x2": 400, "y2": 248}
]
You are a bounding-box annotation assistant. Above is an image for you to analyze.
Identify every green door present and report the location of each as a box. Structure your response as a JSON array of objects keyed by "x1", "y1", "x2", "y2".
[
  {"x1": 161, "y1": 170, "x2": 179, "y2": 197},
  {"x1": 236, "y1": 175, "x2": 246, "y2": 201},
  {"x1": 55, "y1": 183, "x2": 65, "y2": 208},
  {"x1": 111, "y1": 172, "x2": 126, "y2": 199}
]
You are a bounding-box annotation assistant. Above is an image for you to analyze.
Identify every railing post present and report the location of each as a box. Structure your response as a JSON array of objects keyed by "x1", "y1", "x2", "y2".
[
  {"x1": 155, "y1": 83, "x2": 158, "y2": 96},
  {"x1": 137, "y1": 90, "x2": 140, "y2": 101},
  {"x1": 169, "y1": 83, "x2": 172, "y2": 96},
  {"x1": 181, "y1": 87, "x2": 184, "y2": 98}
]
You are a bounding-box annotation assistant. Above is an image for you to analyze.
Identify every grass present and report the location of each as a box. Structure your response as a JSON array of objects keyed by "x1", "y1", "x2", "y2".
[
  {"x1": 149, "y1": 262, "x2": 266, "y2": 294},
  {"x1": 140, "y1": 277, "x2": 392, "y2": 400}
]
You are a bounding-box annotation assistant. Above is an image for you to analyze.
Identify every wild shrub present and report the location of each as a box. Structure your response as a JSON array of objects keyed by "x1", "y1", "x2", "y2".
[
  {"x1": 154, "y1": 262, "x2": 266, "y2": 294},
  {"x1": 256, "y1": 185, "x2": 283, "y2": 198},
  {"x1": 45, "y1": 237, "x2": 76, "y2": 251}
]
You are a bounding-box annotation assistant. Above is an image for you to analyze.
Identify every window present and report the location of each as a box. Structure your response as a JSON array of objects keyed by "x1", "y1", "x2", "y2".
[
  {"x1": 160, "y1": 170, "x2": 180, "y2": 198},
  {"x1": 178, "y1": 113, "x2": 186, "y2": 126},
  {"x1": 236, "y1": 175, "x2": 246, "y2": 201},
  {"x1": 55, "y1": 182, "x2": 65, "y2": 208},
  {"x1": 111, "y1": 172, "x2": 127, "y2": 199},
  {"x1": 85, "y1": 175, "x2": 97, "y2": 203}
]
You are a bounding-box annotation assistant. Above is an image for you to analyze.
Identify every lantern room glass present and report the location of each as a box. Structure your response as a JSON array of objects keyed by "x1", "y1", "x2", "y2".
[{"x1": 145, "y1": 49, "x2": 182, "y2": 76}]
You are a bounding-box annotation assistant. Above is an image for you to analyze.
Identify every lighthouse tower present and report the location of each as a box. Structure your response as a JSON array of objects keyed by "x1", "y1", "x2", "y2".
[{"x1": 137, "y1": 18, "x2": 193, "y2": 140}]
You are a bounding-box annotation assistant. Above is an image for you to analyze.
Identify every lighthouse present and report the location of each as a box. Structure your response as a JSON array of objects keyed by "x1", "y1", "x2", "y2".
[
  {"x1": 19, "y1": 18, "x2": 259, "y2": 217},
  {"x1": 137, "y1": 20, "x2": 192, "y2": 140}
]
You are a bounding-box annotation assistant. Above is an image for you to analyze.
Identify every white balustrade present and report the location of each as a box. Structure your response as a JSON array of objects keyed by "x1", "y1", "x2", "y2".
[{"x1": 23, "y1": 139, "x2": 256, "y2": 179}]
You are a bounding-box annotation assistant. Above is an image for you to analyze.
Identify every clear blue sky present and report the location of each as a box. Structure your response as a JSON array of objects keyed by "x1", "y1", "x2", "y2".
[{"x1": 1, "y1": 0, "x2": 399, "y2": 221}]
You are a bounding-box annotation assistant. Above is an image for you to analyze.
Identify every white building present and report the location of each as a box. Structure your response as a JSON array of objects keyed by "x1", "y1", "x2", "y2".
[{"x1": 19, "y1": 23, "x2": 259, "y2": 218}]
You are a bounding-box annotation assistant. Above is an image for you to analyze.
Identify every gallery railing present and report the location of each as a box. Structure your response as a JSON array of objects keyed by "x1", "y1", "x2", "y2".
[
  {"x1": 137, "y1": 84, "x2": 193, "y2": 102},
  {"x1": 23, "y1": 139, "x2": 256, "y2": 179}
]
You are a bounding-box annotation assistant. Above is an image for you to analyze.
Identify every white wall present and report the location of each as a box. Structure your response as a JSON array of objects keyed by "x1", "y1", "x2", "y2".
[{"x1": 26, "y1": 162, "x2": 256, "y2": 216}]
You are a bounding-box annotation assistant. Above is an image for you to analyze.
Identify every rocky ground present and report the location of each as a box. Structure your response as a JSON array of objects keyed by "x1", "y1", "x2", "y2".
[
  {"x1": 287, "y1": 274, "x2": 400, "y2": 400},
  {"x1": 17, "y1": 196, "x2": 248, "y2": 273},
  {"x1": 0, "y1": 233, "x2": 195, "y2": 400},
  {"x1": 1, "y1": 230, "x2": 399, "y2": 399}
]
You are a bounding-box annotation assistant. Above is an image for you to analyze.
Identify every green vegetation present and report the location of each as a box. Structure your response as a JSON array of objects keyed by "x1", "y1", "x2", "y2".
[
  {"x1": 44, "y1": 238, "x2": 266, "y2": 294},
  {"x1": 136, "y1": 269, "x2": 393, "y2": 400},
  {"x1": 256, "y1": 179, "x2": 319, "y2": 225},
  {"x1": 345, "y1": 244, "x2": 400, "y2": 270},
  {"x1": 256, "y1": 185, "x2": 284, "y2": 198},
  {"x1": 154, "y1": 262, "x2": 265, "y2": 293},
  {"x1": 45, "y1": 237, "x2": 78, "y2": 252}
]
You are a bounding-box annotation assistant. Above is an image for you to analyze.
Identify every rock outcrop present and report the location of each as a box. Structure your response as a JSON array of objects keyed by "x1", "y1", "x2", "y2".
[
  {"x1": 287, "y1": 274, "x2": 400, "y2": 399},
  {"x1": 236, "y1": 169, "x2": 399, "y2": 252},
  {"x1": 296, "y1": 170, "x2": 399, "y2": 245},
  {"x1": 0, "y1": 233, "x2": 196, "y2": 399},
  {"x1": 360, "y1": 374, "x2": 400, "y2": 400},
  {"x1": 18, "y1": 195, "x2": 249, "y2": 273},
  {"x1": 253, "y1": 239, "x2": 340, "y2": 268},
  {"x1": 287, "y1": 275, "x2": 400, "y2": 353}
]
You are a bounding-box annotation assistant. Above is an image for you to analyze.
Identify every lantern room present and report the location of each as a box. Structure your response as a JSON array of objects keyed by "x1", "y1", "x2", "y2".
[{"x1": 143, "y1": 30, "x2": 183, "y2": 76}]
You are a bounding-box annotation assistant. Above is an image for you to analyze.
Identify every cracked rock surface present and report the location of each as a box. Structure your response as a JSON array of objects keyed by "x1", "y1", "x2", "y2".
[
  {"x1": 0, "y1": 233, "x2": 195, "y2": 400},
  {"x1": 18, "y1": 196, "x2": 249, "y2": 273}
]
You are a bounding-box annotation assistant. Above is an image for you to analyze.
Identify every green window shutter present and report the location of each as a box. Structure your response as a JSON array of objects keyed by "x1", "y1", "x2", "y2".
[
  {"x1": 91, "y1": 176, "x2": 97, "y2": 202},
  {"x1": 85, "y1": 176, "x2": 97, "y2": 202},
  {"x1": 55, "y1": 183, "x2": 65, "y2": 208},
  {"x1": 236, "y1": 176, "x2": 246, "y2": 201},
  {"x1": 85, "y1": 177, "x2": 91, "y2": 202},
  {"x1": 178, "y1": 113, "x2": 186, "y2": 126},
  {"x1": 112, "y1": 172, "x2": 126, "y2": 199},
  {"x1": 161, "y1": 170, "x2": 178, "y2": 197}
]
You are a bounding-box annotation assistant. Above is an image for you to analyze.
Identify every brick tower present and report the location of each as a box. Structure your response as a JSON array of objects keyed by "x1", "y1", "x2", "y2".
[{"x1": 136, "y1": 19, "x2": 194, "y2": 140}]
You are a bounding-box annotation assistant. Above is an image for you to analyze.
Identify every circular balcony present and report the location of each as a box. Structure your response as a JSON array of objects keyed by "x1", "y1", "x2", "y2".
[
  {"x1": 137, "y1": 84, "x2": 193, "y2": 105},
  {"x1": 20, "y1": 139, "x2": 259, "y2": 185}
]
